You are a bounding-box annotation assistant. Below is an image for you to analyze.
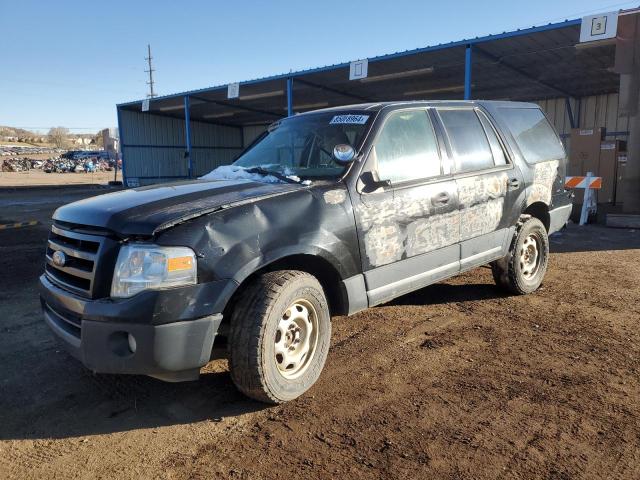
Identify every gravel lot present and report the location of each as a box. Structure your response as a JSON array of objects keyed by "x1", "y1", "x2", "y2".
[
  {"x1": 0, "y1": 170, "x2": 118, "y2": 187},
  {"x1": 1, "y1": 185, "x2": 639, "y2": 479}
]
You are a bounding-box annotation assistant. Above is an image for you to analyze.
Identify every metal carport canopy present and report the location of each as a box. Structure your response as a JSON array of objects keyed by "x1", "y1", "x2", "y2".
[{"x1": 117, "y1": 17, "x2": 618, "y2": 128}]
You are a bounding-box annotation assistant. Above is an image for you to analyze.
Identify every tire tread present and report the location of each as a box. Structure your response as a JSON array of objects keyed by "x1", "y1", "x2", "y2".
[
  {"x1": 227, "y1": 270, "x2": 322, "y2": 404},
  {"x1": 491, "y1": 216, "x2": 549, "y2": 295}
]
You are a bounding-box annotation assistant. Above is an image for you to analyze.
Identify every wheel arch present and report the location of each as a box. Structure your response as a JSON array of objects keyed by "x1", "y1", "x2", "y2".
[
  {"x1": 523, "y1": 201, "x2": 550, "y2": 232},
  {"x1": 221, "y1": 250, "x2": 350, "y2": 330}
]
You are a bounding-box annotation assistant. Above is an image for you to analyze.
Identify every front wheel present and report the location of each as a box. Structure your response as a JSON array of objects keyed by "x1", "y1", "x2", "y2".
[
  {"x1": 491, "y1": 217, "x2": 549, "y2": 295},
  {"x1": 227, "y1": 270, "x2": 331, "y2": 404}
]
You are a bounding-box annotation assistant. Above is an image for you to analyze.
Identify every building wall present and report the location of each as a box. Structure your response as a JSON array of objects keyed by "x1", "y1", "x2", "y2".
[
  {"x1": 536, "y1": 93, "x2": 629, "y2": 152},
  {"x1": 242, "y1": 124, "x2": 269, "y2": 148},
  {"x1": 120, "y1": 109, "x2": 243, "y2": 186}
]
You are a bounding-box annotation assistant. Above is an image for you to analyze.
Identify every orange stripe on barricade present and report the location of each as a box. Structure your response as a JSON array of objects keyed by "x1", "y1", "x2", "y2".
[
  {"x1": 565, "y1": 177, "x2": 583, "y2": 188},
  {"x1": 589, "y1": 177, "x2": 602, "y2": 189}
]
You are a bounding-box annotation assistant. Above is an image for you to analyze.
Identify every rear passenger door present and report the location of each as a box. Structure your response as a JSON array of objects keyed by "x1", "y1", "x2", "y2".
[
  {"x1": 352, "y1": 108, "x2": 460, "y2": 306},
  {"x1": 436, "y1": 107, "x2": 525, "y2": 270}
]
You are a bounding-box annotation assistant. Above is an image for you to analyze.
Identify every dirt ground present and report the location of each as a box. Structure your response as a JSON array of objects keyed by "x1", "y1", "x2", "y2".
[
  {"x1": 0, "y1": 170, "x2": 119, "y2": 187},
  {"x1": 1, "y1": 185, "x2": 639, "y2": 480}
]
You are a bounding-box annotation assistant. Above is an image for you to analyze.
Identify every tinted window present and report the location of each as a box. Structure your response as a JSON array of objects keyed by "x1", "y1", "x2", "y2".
[
  {"x1": 374, "y1": 110, "x2": 441, "y2": 183},
  {"x1": 439, "y1": 109, "x2": 494, "y2": 172},
  {"x1": 498, "y1": 107, "x2": 565, "y2": 164},
  {"x1": 478, "y1": 111, "x2": 507, "y2": 166}
]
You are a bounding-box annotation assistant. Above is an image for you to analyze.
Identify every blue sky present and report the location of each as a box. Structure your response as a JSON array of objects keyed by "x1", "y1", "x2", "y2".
[{"x1": 0, "y1": 0, "x2": 635, "y2": 133}]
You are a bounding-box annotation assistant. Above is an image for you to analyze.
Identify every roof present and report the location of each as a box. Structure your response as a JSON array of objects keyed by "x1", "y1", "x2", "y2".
[
  {"x1": 294, "y1": 100, "x2": 539, "y2": 115},
  {"x1": 117, "y1": 15, "x2": 623, "y2": 127}
]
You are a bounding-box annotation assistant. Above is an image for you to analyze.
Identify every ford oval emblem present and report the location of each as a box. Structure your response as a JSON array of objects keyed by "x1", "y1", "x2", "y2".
[{"x1": 52, "y1": 250, "x2": 67, "y2": 267}]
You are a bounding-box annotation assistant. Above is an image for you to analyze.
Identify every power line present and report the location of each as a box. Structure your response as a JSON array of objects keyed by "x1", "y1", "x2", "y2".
[{"x1": 145, "y1": 44, "x2": 157, "y2": 98}]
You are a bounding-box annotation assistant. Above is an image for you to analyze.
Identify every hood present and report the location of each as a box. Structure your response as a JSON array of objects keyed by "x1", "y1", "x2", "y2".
[{"x1": 53, "y1": 179, "x2": 301, "y2": 236}]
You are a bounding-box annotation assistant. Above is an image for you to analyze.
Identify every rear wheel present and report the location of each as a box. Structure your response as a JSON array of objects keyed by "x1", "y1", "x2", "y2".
[
  {"x1": 227, "y1": 270, "x2": 331, "y2": 404},
  {"x1": 491, "y1": 217, "x2": 549, "y2": 295}
]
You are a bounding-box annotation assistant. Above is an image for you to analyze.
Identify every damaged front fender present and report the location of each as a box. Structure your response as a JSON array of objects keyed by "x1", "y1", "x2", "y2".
[{"x1": 154, "y1": 183, "x2": 361, "y2": 311}]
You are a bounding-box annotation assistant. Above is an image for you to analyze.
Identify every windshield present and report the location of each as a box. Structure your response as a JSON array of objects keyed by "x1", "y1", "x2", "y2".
[{"x1": 233, "y1": 111, "x2": 373, "y2": 178}]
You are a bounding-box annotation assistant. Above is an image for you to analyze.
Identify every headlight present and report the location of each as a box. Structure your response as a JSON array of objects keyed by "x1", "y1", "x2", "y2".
[{"x1": 111, "y1": 244, "x2": 197, "y2": 298}]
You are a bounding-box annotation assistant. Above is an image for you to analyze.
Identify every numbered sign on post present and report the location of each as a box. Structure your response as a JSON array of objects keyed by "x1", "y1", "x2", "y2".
[
  {"x1": 227, "y1": 82, "x2": 240, "y2": 99},
  {"x1": 579, "y1": 12, "x2": 618, "y2": 43},
  {"x1": 349, "y1": 59, "x2": 368, "y2": 81}
]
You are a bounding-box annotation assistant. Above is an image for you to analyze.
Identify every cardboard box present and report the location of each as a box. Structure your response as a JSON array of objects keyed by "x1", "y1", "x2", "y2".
[
  {"x1": 598, "y1": 140, "x2": 627, "y2": 204},
  {"x1": 568, "y1": 127, "x2": 606, "y2": 177},
  {"x1": 569, "y1": 128, "x2": 605, "y2": 203}
]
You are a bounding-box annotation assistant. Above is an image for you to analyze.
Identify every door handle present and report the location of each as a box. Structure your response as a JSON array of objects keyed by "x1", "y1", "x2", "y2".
[
  {"x1": 432, "y1": 192, "x2": 450, "y2": 206},
  {"x1": 508, "y1": 178, "x2": 521, "y2": 190}
]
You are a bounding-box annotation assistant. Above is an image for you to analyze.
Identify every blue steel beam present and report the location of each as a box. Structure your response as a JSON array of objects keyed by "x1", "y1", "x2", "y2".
[
  {"x1": 184, "y1": 95, "x2": 193, "y2": 178},
  {"x1": 464, "y1": 45, "x2": 473, "y2": 100},
  {"x1": 287, "y1": 78, "x2": 294, "y2": 117}
]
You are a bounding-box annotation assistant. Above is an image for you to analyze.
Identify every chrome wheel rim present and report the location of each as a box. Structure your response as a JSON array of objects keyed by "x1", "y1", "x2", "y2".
[
  {"x1": 520, "y1": 233, "x2": 541, "y2": 278},
  {"x1": 274, "y1": 299, "x2": 318, "y2": 379}
]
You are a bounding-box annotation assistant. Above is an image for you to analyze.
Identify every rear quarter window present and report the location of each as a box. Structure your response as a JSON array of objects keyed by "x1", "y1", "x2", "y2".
[{"x1": 498, "y1": 107, "x2": 565, "y2": 164}]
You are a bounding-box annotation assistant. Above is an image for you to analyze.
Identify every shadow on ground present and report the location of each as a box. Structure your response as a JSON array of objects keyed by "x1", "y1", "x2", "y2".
[
  {"x1": 550, "y1": 224, "x2": 640, "y2": 253},
  {"x1": 386, "y1": 277, "x2": 509, "y2": 307},
  {"x1": 0, "y1": 357, "x2": 267, "y2": 441}
]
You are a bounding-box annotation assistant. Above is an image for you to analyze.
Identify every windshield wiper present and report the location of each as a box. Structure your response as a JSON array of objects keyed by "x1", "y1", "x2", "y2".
[{"x1": 244, "y1": 167, "x2": 303, "y2": 184}]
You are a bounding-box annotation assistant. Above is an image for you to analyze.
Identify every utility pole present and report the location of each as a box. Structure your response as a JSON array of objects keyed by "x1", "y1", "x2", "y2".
[{"x1": 145, "y1": 44, "x2": 156, "y2": 98}]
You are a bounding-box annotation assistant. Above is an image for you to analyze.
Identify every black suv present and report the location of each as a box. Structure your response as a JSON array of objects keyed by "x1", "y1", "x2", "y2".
[{"x1": 40, "y1": 101, "x2": 572, "y2": 403}]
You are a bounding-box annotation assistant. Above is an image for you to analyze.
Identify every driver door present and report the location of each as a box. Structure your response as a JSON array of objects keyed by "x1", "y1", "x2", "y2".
[{"x1": 351, "y1": 108, "x2": 461, "y2": 306}]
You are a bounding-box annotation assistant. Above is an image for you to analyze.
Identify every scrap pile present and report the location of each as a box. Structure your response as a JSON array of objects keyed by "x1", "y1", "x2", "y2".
[
  {"x1": 1, "y1": 156, "x2": 117, "y2": 173},
  {"x1": 1, "y1": 158, "x2": 32, "y2": 172},
  {"x1": 0, "y1": 146, "x2": 64, "y2": 157}
]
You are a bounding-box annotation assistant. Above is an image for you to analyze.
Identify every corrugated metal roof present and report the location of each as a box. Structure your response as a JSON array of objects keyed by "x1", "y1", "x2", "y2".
[{"x1": 117, "y1": 16, "x2": 621, "y2": 128}]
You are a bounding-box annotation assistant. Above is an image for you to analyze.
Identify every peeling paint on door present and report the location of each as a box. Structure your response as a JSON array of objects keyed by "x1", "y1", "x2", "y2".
[
  {"x1": 323, "y1": 189, "x2": 347, "y2": 205},
  {"x1": 355, "y1": 172, "x2": 512, "y2": 268},
  {"x1": 458, "y1": 172, "x2": 508, "y2": 240}
]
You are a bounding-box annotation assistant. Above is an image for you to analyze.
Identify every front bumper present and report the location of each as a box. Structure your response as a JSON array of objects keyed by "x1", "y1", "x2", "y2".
[{"x1": 39, "y1": 275, "x2": 230, "y2": 381}]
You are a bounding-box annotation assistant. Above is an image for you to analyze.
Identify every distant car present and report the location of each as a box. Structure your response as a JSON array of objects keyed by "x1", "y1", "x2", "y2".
[{"x1": 40, "y1": 100, "x2": 571, "y2": 404}]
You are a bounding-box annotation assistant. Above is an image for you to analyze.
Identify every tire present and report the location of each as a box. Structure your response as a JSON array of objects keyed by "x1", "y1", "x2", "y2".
[
  {"x1": 491, "y1": 217, "x2": 549, "y2": 295},
  {"x1": 227, "y1": 270, "x2": 331, "y2": 404}
]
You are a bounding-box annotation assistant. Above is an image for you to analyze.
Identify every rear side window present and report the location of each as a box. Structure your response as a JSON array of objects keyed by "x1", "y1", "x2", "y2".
[
  {"x1": 498, "y1": 107, "x2": 565, "y2": 164},
  {"x1": 374, "y1": 110, "x2": 441, "y2": 183},
  {"x1": 438, "y1": 109, "x2": 495, "y2": 173}
]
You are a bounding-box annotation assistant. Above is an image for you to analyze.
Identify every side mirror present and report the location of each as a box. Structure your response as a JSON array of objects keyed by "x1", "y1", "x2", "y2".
[
  {"x1": 333, "y1": 144, "x2": 355, "y2": 164},
  {"x1": 359, "y1": 171, "x2": 392, "y2": 192}
]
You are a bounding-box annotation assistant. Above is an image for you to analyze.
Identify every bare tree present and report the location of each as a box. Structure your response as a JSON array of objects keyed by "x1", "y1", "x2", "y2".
[{"x1": 48, "y1": 127, "x2": 69, "y2": 148}]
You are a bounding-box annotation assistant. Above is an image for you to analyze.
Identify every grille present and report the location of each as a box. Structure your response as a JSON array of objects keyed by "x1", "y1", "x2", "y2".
[{"x1": 45, "y1": 224, "x2": 104, "y2": 298}]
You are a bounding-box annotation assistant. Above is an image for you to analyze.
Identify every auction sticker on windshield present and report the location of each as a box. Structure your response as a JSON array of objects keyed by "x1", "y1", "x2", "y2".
[{"x1": 330, "y1": 114, "x2": 369, "y2": 125}]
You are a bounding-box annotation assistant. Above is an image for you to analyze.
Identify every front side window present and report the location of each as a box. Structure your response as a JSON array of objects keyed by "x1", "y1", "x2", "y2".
[
  {"x1": 233, "y1": 111, "x2": 373, "y2": 178},
  {"x1": 374, "y1": 110, "x2": 441, "y2": 183},
  {"x1": 498, "y1": 107, "x2": 566, "y2": 164},
  {"x1": 438, "y1": 109, "x2": 495, "y2": 173}
]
